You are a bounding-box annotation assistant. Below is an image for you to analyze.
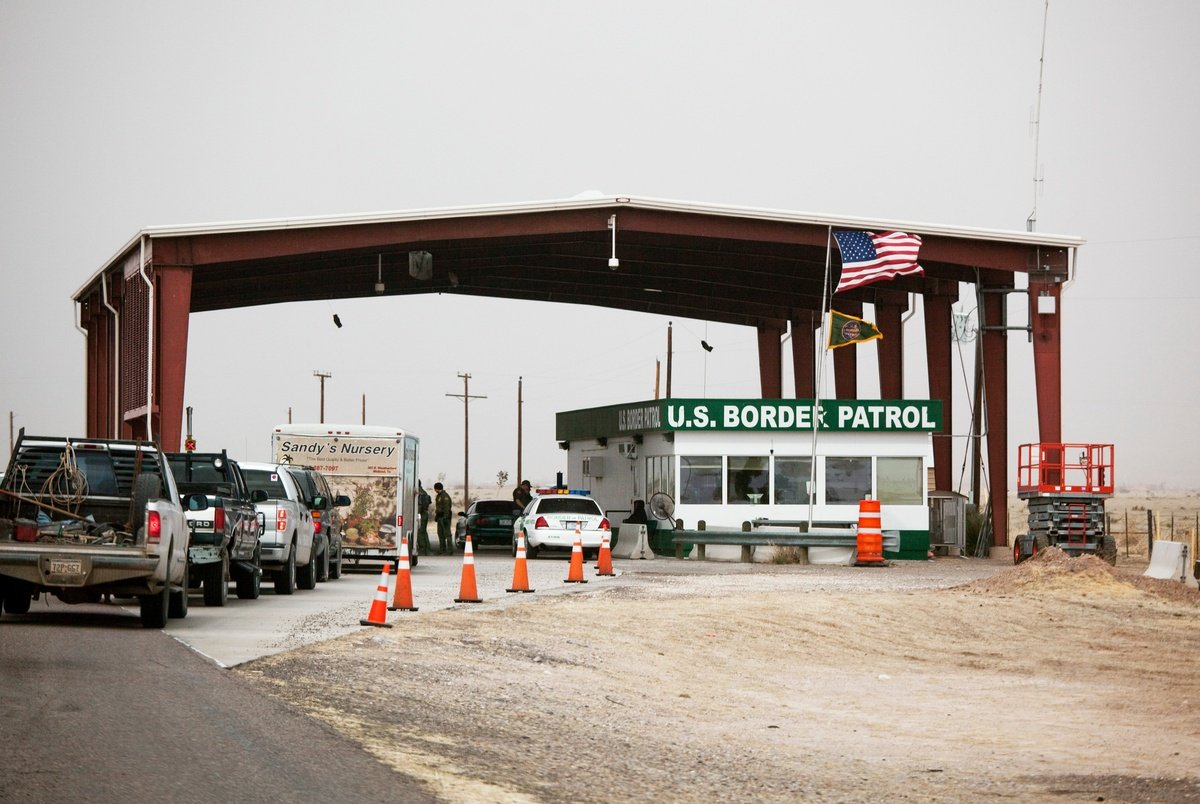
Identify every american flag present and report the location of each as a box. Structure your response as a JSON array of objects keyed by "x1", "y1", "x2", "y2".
[{"x1": 833, "y1": 230, "x2": 923, "y2": 294}]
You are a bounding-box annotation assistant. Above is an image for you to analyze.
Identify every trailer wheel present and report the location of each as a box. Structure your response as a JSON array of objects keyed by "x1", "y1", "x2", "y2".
[{"x1": 204, "y1": 553, "x2": 229, "y2": 606}]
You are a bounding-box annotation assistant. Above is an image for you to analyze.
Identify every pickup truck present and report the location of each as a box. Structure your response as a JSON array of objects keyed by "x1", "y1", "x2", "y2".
[
  {"x1": 166, "y1": 451, "x2": 264, "y2": 605},
  {"x1": 239, "y1": 461, "x2": 319, "y2": 593},
  {"x1": 0, "y1": 433, "x2": 194, "y2": 627}
]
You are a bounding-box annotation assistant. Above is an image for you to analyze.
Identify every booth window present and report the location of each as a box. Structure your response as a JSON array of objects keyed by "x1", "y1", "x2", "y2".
[
  {"x1": 825, "y1": 456, "x2": 872, "y2": 503},
  {"x1": 877, "y1": 457, "x2": 923, "y2": 504},
  {"x1": 645, "y1": 455, "x2": 675, "y2": 498},
  {"x1": 680, "y1": 455, "x2": 722, "y2": 504},
  {"x1": 727, "y1": 456, "x2": 769, "y2": 504},
  {"x1": 773, "y1": 456, "x2": 812, "y2": 504}
]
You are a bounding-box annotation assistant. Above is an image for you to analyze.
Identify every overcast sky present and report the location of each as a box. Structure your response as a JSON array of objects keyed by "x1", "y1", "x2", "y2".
[{"x1": 2, "y1": 1, "x2": 1198, "y2": 491}]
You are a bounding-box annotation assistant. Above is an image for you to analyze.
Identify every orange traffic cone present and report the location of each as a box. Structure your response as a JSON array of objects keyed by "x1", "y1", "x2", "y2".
[
  {"x1": 595, "y1": 531, "x2": 614, "y2": 577},
  {"x1": 359, "y1": 562, "x2": 394, "y2": 628},
  {"x1": 454, "y1": 534, "x2": 483, "y2": 603},
  {"x1": 507, "y1": 532, "x2": 535, "y2": 593},
  {"x1": 388, "y1": 536, "x2": 419, "y2": 612},
  {"x1": 854, "y1": 498, "x2": 886, "y2": 567},
  {"x1": 565, "y1": 531, "x2": 588, "y2": 584}
]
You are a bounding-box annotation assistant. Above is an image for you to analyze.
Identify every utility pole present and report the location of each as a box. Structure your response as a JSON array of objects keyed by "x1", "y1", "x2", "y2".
[
  {"x1": 361, "y1": 393, "x2": 366, "y2": 425},
  {"x1": 665, "y1": 321, "x2": 674, "y2": 398},
  {"x1": 446, "y1": 372, "x2": 486, "y2": 510},
  {"x1": 516, "y1": 376, "x2": 524, "y2": 484},
  {"x1": 313, "y1": 370, "x2": 331, "y2": 423}
]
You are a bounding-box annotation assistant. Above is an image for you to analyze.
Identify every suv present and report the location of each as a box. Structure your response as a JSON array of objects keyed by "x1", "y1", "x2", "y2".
[
  {"x1": 512, "y1": 489, "x2": 610, "y2": 560},
  {"x1": 288, "y1": 467, "x2": 348, "y2": 579}
]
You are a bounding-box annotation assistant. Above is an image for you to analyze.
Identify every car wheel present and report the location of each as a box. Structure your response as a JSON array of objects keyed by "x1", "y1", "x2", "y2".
[
  {"x1": 169, "y1": 581, "x2": 189, "y2": 619},
  {"x1": 3, "y1": 588, "x2": 32, "y2": 614},
  {"x1": 298, "y1": 548, "x2": 317, "y2": 590},
  {"x1": 140, "y1": 580, "x2": 170, "y2": 628},
  {"x1": 203, "y1": 554, "x2": 229, "y2": 606},
  {"x1": 329, "y1": 543, "x2": 342, "y2": 579},
  {"x1": 235, "y1": 550, "x2": 262, "y2": 600},
  {"x1": 316, "y1": 541, "x2": 330, "y2": 582},
  {"x1": 275, "y1": 545, "x2": 296, "y2": 595},
  {"x1": 526, "y1": 539, "x2": 540, "y2": 560}
]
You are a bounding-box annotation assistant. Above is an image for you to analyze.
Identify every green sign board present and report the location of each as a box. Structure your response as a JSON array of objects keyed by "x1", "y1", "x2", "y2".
[{"x1": 557, "y1": 398, "x2": 943, "y2": 441}]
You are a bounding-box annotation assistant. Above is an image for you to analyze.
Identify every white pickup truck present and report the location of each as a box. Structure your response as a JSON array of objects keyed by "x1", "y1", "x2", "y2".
[
  {"x1": 240, "y1": 462, "x2": 318, "y2": 593},
  {"x1": 0, "y1": 433, "x2": 195, "y2": 628}
]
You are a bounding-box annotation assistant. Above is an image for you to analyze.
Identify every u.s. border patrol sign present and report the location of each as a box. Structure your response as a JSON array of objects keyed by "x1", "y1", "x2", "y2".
[{"x1": 558, "y1": 398, "x2": 942, "y2": 441}]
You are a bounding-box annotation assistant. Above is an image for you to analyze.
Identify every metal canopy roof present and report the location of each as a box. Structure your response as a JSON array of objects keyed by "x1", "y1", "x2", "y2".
[{"x1": 77, "y1": 195, "x2": 1083, "y2": 328}]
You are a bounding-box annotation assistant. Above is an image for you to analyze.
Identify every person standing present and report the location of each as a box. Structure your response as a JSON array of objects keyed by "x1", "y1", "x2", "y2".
[
  {"x1": 434, "y1": 482, "x2": 453, "y2": 554},
  {"x1": 513, "y1": 479, "x2": 533, "y2": 510},
  {"x1": 416, "y1": 482, "x2": 432, "y2": 555}
]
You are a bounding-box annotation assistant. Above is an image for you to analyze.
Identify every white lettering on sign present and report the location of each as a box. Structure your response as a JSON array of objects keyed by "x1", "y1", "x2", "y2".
[{"x1": 618, "y1": 405, "x2": 662, "y2": 431}]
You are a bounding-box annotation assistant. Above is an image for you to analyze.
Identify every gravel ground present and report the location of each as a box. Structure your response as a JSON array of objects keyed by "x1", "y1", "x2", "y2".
[{"x1": 239, "y1": 551, "x2": 1200, "y2": 803}]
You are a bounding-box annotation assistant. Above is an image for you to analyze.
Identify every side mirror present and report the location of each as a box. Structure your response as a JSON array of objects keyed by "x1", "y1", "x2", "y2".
[
  {"x1": 184, "y1": 493, "x2": 210, "y2": 512},
  {"x1": 250, "y1": 489, "x2": 268, "y2": 503},
  {"x1": 311, "y1": 495, "x2": 327, "y2": 509},
  {"x1": 458, "y1": 511, "x2": 466, "y2": 517},
  {"x1": 334, "y1": 494, "x2": 351, "y2": 507}
]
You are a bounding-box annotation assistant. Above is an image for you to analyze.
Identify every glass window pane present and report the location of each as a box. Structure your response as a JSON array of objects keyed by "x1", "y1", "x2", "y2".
[
  {"x1": 877, "y1": 457, "x2": 923, "y2": 504},
  {"x1": 773, "y1": 457, "x2": 812, "y2": 504},
  {"x1": 680, "y1": 456, "x2": 722, "y2": 504},
  {"x1": 825, "y1": 457, "x2": 872, "y2": 503},
  {"x1": 727, "y1": 456, "x2": 769, "y2": 505}
]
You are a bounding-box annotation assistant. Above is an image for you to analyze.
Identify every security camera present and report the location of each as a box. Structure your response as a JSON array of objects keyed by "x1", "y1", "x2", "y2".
[{"x1": 608, "y1": 257, "x2": 620, "y2": 270}]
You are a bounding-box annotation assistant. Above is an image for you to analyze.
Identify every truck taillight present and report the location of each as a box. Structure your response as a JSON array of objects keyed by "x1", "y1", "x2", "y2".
[
  {"x1": 312, "y1": 510, "x2": 323, "y2": 525},
  {"x1": 213, "y1": 507, "x2": 225, "y2": 532},
  {"x1": 147, "y1": 511, "x2": 162, "y2": 543},
  {"x1": 600, "y1": 518, "x2": 610, "y2": 530},
  {"x1": 535, "y1": 516, "x2": 549, "y2": 529},
  {"x1": 276, "y1": 509, "x2": 288, "y2": 531}
]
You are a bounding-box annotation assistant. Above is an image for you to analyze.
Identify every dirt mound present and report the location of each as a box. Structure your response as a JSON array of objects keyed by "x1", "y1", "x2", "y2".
[{"x1": 959, "y1": 546, "x2": 1200, "y2": 604}]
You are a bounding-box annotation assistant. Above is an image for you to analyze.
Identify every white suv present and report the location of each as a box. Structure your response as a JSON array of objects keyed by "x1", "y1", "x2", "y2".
[{"x1": 513, "y1": 489, "x2": 610, "y2": 560}]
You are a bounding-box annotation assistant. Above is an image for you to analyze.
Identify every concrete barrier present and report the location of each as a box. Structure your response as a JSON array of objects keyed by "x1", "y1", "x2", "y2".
[
  {"x1": 1143, "y1": 540, "x2": 1197, "y2": 586},
  {"x1": 611, "y1": 524, "x2": 655, "y2": 560}
]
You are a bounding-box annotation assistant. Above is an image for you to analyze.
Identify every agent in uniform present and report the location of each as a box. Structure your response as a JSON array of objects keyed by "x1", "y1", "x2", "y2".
[
  {"x1": 434, "y1": 482, "x2": 453, "y2": 554},
  {"x1": 416, "y1": 482, "x2": 432, "y2": 555}
]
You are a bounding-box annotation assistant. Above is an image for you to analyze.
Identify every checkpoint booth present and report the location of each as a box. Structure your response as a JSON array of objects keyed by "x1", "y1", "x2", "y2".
[{"x1": 556, "y1": 398, "x2": 940, "y2": 561}]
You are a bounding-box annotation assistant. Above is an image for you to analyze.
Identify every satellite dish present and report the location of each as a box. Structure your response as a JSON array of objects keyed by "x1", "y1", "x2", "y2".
[{"x1": 648, "y1": 492, "x2": 676, "y2": 527}]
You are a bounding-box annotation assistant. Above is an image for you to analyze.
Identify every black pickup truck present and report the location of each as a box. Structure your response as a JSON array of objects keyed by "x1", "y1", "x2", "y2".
[{"x1": 166, "y1": 451, "x2": 264, "y2": 605}]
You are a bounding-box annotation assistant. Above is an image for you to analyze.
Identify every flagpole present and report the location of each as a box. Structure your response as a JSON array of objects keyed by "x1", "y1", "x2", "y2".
[{"x1": 808, "y1": 226, "x2": 834, "y2": 529}]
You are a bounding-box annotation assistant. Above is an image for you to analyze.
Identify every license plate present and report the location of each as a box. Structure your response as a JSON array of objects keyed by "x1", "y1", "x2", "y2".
[
  {"x1": 50, "y1": 558, "x2": 83, "y2": 575},
  {"x1": 564, "y1": 520, "x2": 581, "y2": 530},
  {"x1": 499, "y1": 518, "x2": 512, "y2": 526}
]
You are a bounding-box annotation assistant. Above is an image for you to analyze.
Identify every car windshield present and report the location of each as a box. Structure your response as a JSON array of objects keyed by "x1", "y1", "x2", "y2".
[
  {"x1": 475, "y1": 501, "x2": 517, "y2": 515},
  {"x1": 537, "y1": 498, "x2": 602, "y2": 515}
]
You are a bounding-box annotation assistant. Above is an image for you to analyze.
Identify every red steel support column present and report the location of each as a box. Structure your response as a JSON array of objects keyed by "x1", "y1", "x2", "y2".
[
  {"x1": 790, "y1": 311, "x2": 820, "y2": 398},
  {"x1": 155, "y1": 265, "x2": 193, "y2": 452},
  {"x1": 832, "y1": 300, "x2": 860, "y2": 399},
  {"x1": 981, "y1": 278, "x2": 1011, "y2": 548},
  {"x1": 875, "y1": 295, "x2": 908, "y2": 399},
  {"x1": 83, "y1": 299, "x2": 104, "y2": 438},
  {"x1": 757, "y1": 321, "x2": 784, "y2": 398},
  {"x1": 1029, "y1": 275, "x2": 1063, "y2": 444},
  {"x1": 923, "y1": 288, "x2": 954, "y2": 491}
]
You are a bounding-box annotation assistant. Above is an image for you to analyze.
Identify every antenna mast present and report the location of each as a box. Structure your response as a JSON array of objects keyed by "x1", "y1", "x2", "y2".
[{"x1": 1028, "y1": 0, "x2": 1049, "y2": 232}]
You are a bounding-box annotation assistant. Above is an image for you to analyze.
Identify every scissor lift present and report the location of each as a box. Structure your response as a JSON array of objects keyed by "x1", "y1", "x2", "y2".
[{"x1": 1014, "y1": 443, "x2": 1116, "y2": 565}]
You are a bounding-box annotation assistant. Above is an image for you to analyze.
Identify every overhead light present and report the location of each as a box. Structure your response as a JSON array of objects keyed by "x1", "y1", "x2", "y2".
[{"x1": 375, "y1": 254, "x2": 385, "y2": 293}]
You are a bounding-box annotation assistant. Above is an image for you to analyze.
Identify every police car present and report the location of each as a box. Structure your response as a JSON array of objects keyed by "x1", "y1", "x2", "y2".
[{"x1": 512, "y1": 488, "x2": 610, "y2": 560}]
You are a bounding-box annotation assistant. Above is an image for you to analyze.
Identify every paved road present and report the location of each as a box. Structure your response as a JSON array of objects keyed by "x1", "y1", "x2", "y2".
[{"x1": 0, "y1": 609, "x2": 436, "y2": 804}]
